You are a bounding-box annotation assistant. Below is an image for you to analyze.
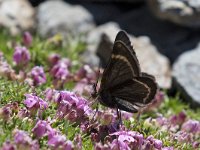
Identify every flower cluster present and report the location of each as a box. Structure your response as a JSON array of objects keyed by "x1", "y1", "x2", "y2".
[
  {"x1": 24, "y1": 93, "x2": 48, "y2": 116},
  {"x1": 2, "y1": 129, "x2": 39, "y2": 150},
  {"x1": 50, "y1": 58, "x2": 71, "y2": 80},
  {"x1": 0, "y1": 34, "x2": 97, "y2": 90},
  {"x1": 32, "y1": 120, "x2": 74, "y2": 149},
  {"x1": 93, "y1": 130, "x2": 164, "y2": 150},
  {"x1": 0, "y1": 32, "x2": 199, "y2": 150},
  {"x1": 45, "y1": 89, "x2": 93, "y2": 123},
  {"x1": 13, "y1": 46, "x2": 30, "y2": 66},
  {"x1": 0, "y1": 52, "x2": 15, "y2": 79},
  {"x1": 0, "y1": 33, "x2": 47, "y2": 87},
  {"x1": 147, "y1": 112, "x2": 200, "y2": 148},
  {"x1": 1, "y1": 88, "x2": 200, "y2": 149},
  {"x1": 30, "y1": 66, "x2": 46, "y2": 86},
  {"x1": 23, "y1": 31, "x2": 32, "y2": 47},
  {"x1": 0, "y1": 102, "x2": 19, "y2": 121}
]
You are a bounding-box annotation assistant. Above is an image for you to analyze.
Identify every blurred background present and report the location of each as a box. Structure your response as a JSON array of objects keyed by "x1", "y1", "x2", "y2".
[{"x1": 1, "y1": 0, "x2": 200, "y2": 106}]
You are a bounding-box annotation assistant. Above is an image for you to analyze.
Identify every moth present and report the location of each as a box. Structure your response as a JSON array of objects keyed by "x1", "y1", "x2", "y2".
[{"x1": 92, "y1": 31, "x2": 157, "y2": 113}]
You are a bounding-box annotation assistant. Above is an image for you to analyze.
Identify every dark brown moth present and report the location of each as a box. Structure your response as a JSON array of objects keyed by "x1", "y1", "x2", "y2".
[{"x1": 92, "y1": 31, "x2": 157, "y2": 113}]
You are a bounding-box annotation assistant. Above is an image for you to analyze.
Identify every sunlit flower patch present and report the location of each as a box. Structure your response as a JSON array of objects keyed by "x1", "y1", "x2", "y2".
[{"x1": 0, "y1": 32, "x2": 199, "y2": 150}]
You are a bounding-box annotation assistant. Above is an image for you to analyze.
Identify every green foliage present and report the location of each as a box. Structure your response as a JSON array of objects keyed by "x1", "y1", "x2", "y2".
[
  {"x1": 159, "y1": 94, "x2": 200, "y2": 121},
  {"x1": 0, "y1": 78, "x2": 30, "y2": 106},
  {"x1": 0, "y1": 29, "x2": 199, "y2": 149}
]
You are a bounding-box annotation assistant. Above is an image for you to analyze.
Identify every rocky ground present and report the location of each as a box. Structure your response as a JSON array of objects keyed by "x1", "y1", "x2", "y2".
[
  {"x1": 0, "y1": 0, "x2": 200, "y2": 149},
  {"x1": 0, "y1": 0, "x2": 200, "y2": 124}
]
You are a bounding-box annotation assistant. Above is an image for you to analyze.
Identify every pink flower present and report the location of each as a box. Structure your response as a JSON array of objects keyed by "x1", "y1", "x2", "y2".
[
  {"x1": 64, "y1": 140, "x2": 73, "y2": 150},
  {"x1": 48, "y1": 134, "x2": 66, "y2": 146},
  {"x1": 0, "y1": 102, "x2": 19, "y2": 121},
  {"x1": 174, "y1": 131, "x2": 192, "y2": 143},
  {"x1": 169, "y1": 111, "x2": 186, "y2": 125},
  {"x1": 73, "y1": 78, "x2": 92, "y2": 96},
  {"x1": 13, "y1": 129, "x2": 39, "y2": 150},
  {"x1": 14, "y1": 130, "x2": 32, "y2": 144},
  {"x1": 0, "y1": 105, "x2": 12, "y2": 121},
  {"x1": 50, "y1": 58, "x2": 71, "y2": 80},
  {"x1": 111, "y1": 131, "x2": 144, "y2": 148},
  {"x1": 46, "y1": 125, "x2": 57, "y2": 140},
  {"x1": 45, "y1": 88, "x2": 57, "y2": 102},
  {"x1": 74, "y1": 134, "x2": 82, "y2": 149},
  {"x1": 95, "y1": 143, "x2": 110, "y2": 150},
  {"x1": 182, "y1": 120, "x2": 200, "y2": 133},
  {"x1": 193, "y1": 141, "x2": 200, "y2": 149},
  {"x1": 142, "y1": 140, "x2": 153, "y2": 150},
  {"x1": 111, "y1": 139, "x2": 130, "y2": 150},
  {"x1": 146, "y1": 135, "x2": 163, "y2": 149},
  {"x1": 48, "y1": 134, "x2": 74, "y2": 150},
  {"x1": 13, "y1": 46, "x2": 30, "y2": 65},
  {"x1": 1, "y1": 141, "x2": 15, "y2": 150},
  {"x1": 154, "y1": 139, "x2": 163, "y2": 149},
  {"x1": 32, "y1": 120, "x2": 48, "y2": 138},
  {"x1": 17, "y1": 108, "x2": 29, "y2": 118},
  {"x1": 48, "y1": 53, "x2": 60, "y2": 66},
  {"x1": 66, "y1": 109, "x2": 78, "y2": 122},
  {"x1": 56, "y1": 91, "x2": 92, "y2": 122},
  {"x1": 23, "y1": 31, "x2": 32, "y2": 47},
  {"x1": 74, "y1": 65, "x2": 96, "y2": 82},
  {"x1": 31, "y1": 66, "x2": 46, "y2": 86},
  {"x1": 24, "y1": 94, "x2": 48, "y2": 111},
  {"x1": 156, "y1": 116, "x2": 168, "y2": 126},
  {"x1": 0, "y1": 53, "x2": 15, "y2": 79},
  {"x1": 43, "y1": 123, "x2": 73, "y2": 149},
  {"x1": 50, "y1": 58, "x2": 72, "y2": 88},
  {"x1": 118, "y1": 134, "x2": 135, "y2": 143}
]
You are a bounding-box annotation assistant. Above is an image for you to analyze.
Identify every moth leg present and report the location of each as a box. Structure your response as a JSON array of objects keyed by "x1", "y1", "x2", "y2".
[
  {"x1": 91, "y1": 67, "x2": 101, "y2": 98},
  {"x1": 80, "y1": 96, "x2": 99, "y2": 122},
  {"x1": 90, "y1": 102, "x2": 99, "y2": 123},
  {"x1": 88, "y1": 96, "x2": 98, "y2": 107},
  {"x1": 136, "y1": 108, "x2": 144, "y2": 122},
  {"x1": 116, "y1": 108, "x2": 122, "y2": 126},
  {"x1": 136, "y1": 112, "x2": 141, "y2": 122},
  {"x1": 90, "y1": 104, "x2": 99, "y2": 123}
]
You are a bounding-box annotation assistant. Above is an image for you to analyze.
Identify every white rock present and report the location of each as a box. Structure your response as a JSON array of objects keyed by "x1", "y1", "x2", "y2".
[
  {"x1": 0, "y1": 0, "x2": 35, "y2": 35},
  {"x1": 83, "y1": 22, "x2": 172, "y2": 89},
  {"x1": 37, "y1": 0, "x2": 95, "y2": 37},
  {"x1": 148, "y1": 0, "x2": 200, "y2": 27},
  {"x1": 173, "y1": 43, "x2": 200, "y2": 106}
]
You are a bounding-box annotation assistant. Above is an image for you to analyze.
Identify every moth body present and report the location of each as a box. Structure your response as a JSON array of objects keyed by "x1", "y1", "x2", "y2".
[
  {"x1": 98, "y1": 90, "x2": 116, "y2": 108},
  {"x1": 93, "y1": 30, "x2": 157, "y2": 113}
]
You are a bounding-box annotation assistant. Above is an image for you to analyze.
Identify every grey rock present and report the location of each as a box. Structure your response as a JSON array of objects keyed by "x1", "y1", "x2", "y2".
[
  {"x1": 37, "y1": 0, "x2": 95, "y2": 37},
  {"x1": 81, "y1": 50, "x2": 100, "y2": 67},
  {"x1": 81, "y1": 22, "x2": 119, "y2": 66},
  {"x1": 114, "y1": 6, "x2": 200, "y2": 64},
  {"x1": 148, "y1": 0, "x2": 200, "y2": 27},
  {"x1": 82, "y1": 22, "x2": 171, "y2": 89},
  {"x1": 67, "y1": 2, "x2": 200, "y2": 64},
  {"x1": 0, "y1": 0, "x2": 35, "y2": 35},
  {"x1": 173, "y1": 43, "x2": 200, "y2": 106}
]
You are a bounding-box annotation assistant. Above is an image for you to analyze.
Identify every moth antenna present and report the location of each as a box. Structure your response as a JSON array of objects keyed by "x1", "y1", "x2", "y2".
[
  {"x1": 91, "y1": 64, "x2": 101, "y2": 98},
  {"x1": 78, "y1": 96, "x2": 99, "y2": 122},
  {"x1": 95, "y1": 64, "x2": 101, "y2": 90}
]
